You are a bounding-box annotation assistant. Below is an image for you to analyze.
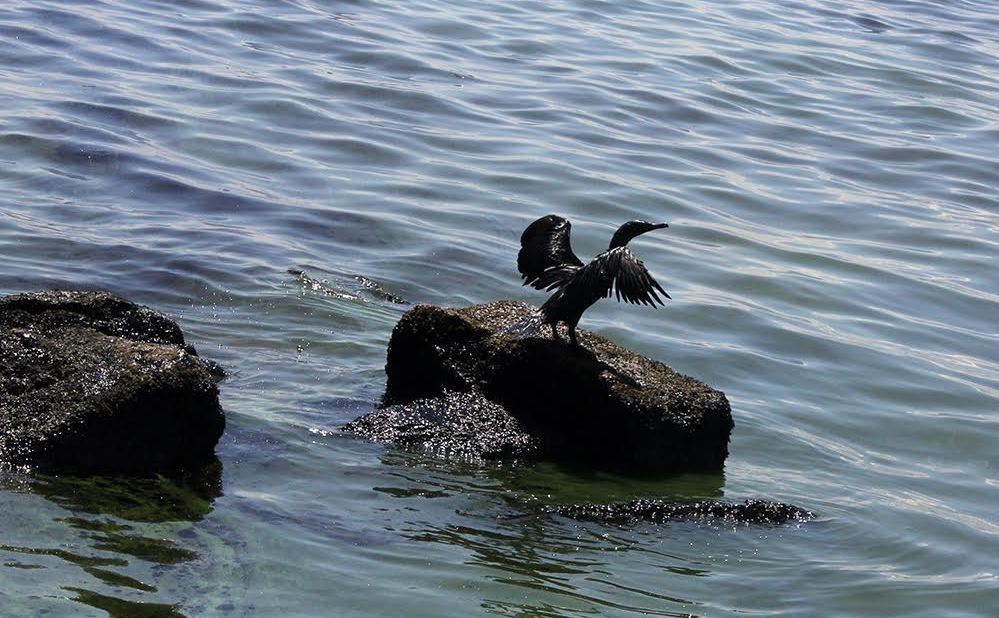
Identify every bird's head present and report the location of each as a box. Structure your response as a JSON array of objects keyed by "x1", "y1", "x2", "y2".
[{"x1": 609, "y1": 220, "x2": 668, "y2": 249}]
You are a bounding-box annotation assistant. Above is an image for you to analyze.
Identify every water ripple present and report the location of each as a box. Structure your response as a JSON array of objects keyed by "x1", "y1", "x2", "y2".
[{"x1": 1, "y1": 0, "x2": 998, "y2": 615}]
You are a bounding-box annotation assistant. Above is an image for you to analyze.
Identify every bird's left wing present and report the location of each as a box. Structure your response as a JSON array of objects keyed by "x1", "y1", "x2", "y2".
[
  {"x1": 518, "y1": 214, "x2": 584, "y2": 290},
  {"x1": 577, "y1": 247, "x2": 671, "y2": 306}
]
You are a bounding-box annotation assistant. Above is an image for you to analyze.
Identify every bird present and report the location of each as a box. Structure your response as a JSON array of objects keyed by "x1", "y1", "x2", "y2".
[{"x1": 517, "y1": 214, "x2": 670, "y2": 346}]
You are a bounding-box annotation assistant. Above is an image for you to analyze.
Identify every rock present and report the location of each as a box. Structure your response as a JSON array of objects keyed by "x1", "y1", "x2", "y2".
[
  {"x1": 344, "y1": 391, "x2": 539, "y2": 460},
  {"x1": 371, "y1": 301, "x2": 733, "y2": 472},
  {"x1": 544, "y1": 498, "x2": 814, "y2": 525},
  {"x1": 0, "y1": 290, "x2": 225, "y2": 473}
]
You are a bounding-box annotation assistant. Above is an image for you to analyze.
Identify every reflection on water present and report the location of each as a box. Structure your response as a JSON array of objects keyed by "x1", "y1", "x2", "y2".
[
  {"x1": 371, "y1": 451, "x2": 733, "y2": 616},
  {"x1": 379, "y1": 450, "x2": 727, "y2": 504},
  {"x1": 413, "y1": 508, "x2": 708, "y2": 617},
  {"x1": 0, "y1": 461, "x2": 222, "y2": 617}
]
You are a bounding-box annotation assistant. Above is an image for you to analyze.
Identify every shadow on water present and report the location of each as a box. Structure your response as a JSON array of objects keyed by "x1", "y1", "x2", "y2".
[{"x1": 0, "y1": 459, "x2": 223, "y2": 618}]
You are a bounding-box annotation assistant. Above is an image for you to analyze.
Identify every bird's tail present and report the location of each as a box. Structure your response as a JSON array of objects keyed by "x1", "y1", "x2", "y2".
[{"x1": 501, "y1": 309, "x2": 545, "y2": 339}]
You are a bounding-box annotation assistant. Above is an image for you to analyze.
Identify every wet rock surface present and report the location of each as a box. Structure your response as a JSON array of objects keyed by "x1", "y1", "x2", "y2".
[
  {"x1": 544, "y1": 498, "x2": 815, "y2": 525},
  {"x1": 371, "y1": 301, "x2": 733, "y2": 472},
  {"x1": 0, "y1": 290, "x2": 225, "y2": 473},
  {"x1": 344, "y1": 391, "x2": 539, "y2": 460}
]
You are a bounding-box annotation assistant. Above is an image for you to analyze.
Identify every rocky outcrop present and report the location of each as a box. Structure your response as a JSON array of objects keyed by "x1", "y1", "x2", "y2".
[
  {"x1": 349, "y1": 301, "x2": 733, "y2": 472},
  {"x1": 0, "y1": 290, "x2": 225, "y2": 473},
  {"x1": 544, "y1": 498, "x2": 814, "y2": 525}
]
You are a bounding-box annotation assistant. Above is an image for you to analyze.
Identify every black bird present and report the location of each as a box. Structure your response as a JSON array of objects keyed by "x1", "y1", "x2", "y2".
[{"x1": 517, "y1": 214, "x2": 670, "y2": 345}]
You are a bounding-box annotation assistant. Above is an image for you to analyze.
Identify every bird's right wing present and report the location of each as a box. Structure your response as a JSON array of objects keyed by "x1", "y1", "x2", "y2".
[
  {"x1": 517, "y1": 214, "x2": 584, "y2": 290},
  {"x1": 576, "y1": 246, "x2": 671, "y2": 306}
]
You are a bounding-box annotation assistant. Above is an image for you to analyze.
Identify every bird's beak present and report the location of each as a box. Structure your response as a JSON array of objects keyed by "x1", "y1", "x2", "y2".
[{"x1": 655, "y1": 223, "x2": 669, "y2": 229}]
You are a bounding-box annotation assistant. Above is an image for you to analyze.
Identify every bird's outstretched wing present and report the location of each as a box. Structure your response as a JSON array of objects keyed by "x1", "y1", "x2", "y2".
[
  {"x1": 576, "y1": 247, "x2": 671, "y2": 306},
  {"x1": 518, "y1": 214, "x2": 584, "y2": 290}
]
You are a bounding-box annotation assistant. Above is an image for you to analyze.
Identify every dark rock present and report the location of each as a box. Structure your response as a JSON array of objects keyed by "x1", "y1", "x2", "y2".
[
  {"x1": 0, "y1": 289, "x2": 185, "y2": 345},
  {"x1": 344, "y1": 391, "x2": 539, "y2": 460},
  {"x1": 375, "y1": 301, "x2": 733, "y2": 473},
  {"x1": 544, "y1": 498, "x2": 814, "y2": 525},
  {"x1": 0, "y1": 290, "x2": 225, "y2": 473}
]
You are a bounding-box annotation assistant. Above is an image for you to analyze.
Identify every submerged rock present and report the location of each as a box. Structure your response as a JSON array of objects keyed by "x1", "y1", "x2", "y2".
[
  {"x1": 356, "y1": 300, "x2": 733, "y2": 472},
  {"x1": 544, "y1": 498, "x2": 814, "y2": 525},
  {"x1": 0, "y1": 290, "x2": 225, "y2": 473}
]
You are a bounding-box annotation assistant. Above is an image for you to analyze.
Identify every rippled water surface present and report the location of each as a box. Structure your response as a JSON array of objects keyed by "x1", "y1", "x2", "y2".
[{"x1": 2, "y1": 0, "x2": 998, "y2": 615}]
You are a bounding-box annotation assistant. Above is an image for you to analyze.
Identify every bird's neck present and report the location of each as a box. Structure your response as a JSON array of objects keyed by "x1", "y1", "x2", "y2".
[{"x1": 608, "y1": 232, "x2": 634, "y2": 250}]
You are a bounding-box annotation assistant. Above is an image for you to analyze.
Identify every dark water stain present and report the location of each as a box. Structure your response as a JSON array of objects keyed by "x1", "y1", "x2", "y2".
[
  {"x1": 83, "y1": 567, "x2": 158, "y2": 592},
  {"x1": 64, "y1": 587, "x2": 187, "y2": 618},
  {"x1": 373, "y1": 485, "x2": 451, "y2": 499},
  {"x1": 852, "y1": 14, "x2": 892, "y2": 33},
  {"x1": 0, "y1": 543, "x2": 127, "y2": 569},
  {"x1": 3, "y1": 560, "x2": 46, "y2": 569},
  {"x1": 1, "y1": 543, "x2": 154, "y2": 591},
  {"x1": 89, "y1": 532, "x2": 198, "y2": 566}
]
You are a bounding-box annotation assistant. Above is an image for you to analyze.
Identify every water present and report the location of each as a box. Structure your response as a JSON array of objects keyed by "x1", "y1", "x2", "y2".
[{"x1": 1, "y1": 0, "x2": 997, "y2": 615}]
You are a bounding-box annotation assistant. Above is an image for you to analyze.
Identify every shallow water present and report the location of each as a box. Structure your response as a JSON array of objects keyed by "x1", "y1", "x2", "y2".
[{"x1": 1, "y1": 0, "x2": 997, "y2": 615}]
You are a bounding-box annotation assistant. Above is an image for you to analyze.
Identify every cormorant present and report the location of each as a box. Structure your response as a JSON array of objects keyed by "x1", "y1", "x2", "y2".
[{"x1": 517, "y1": 214, "x2": 670, "y2": 345}]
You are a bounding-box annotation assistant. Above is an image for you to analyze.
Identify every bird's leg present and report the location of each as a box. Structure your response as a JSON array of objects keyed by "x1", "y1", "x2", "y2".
[
  {"x1": 569, "y1": 325, "x2": 579, "y2": 346},
  {"x1": 549, "y1": 322, "x2": 560, "y2": 341}
]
